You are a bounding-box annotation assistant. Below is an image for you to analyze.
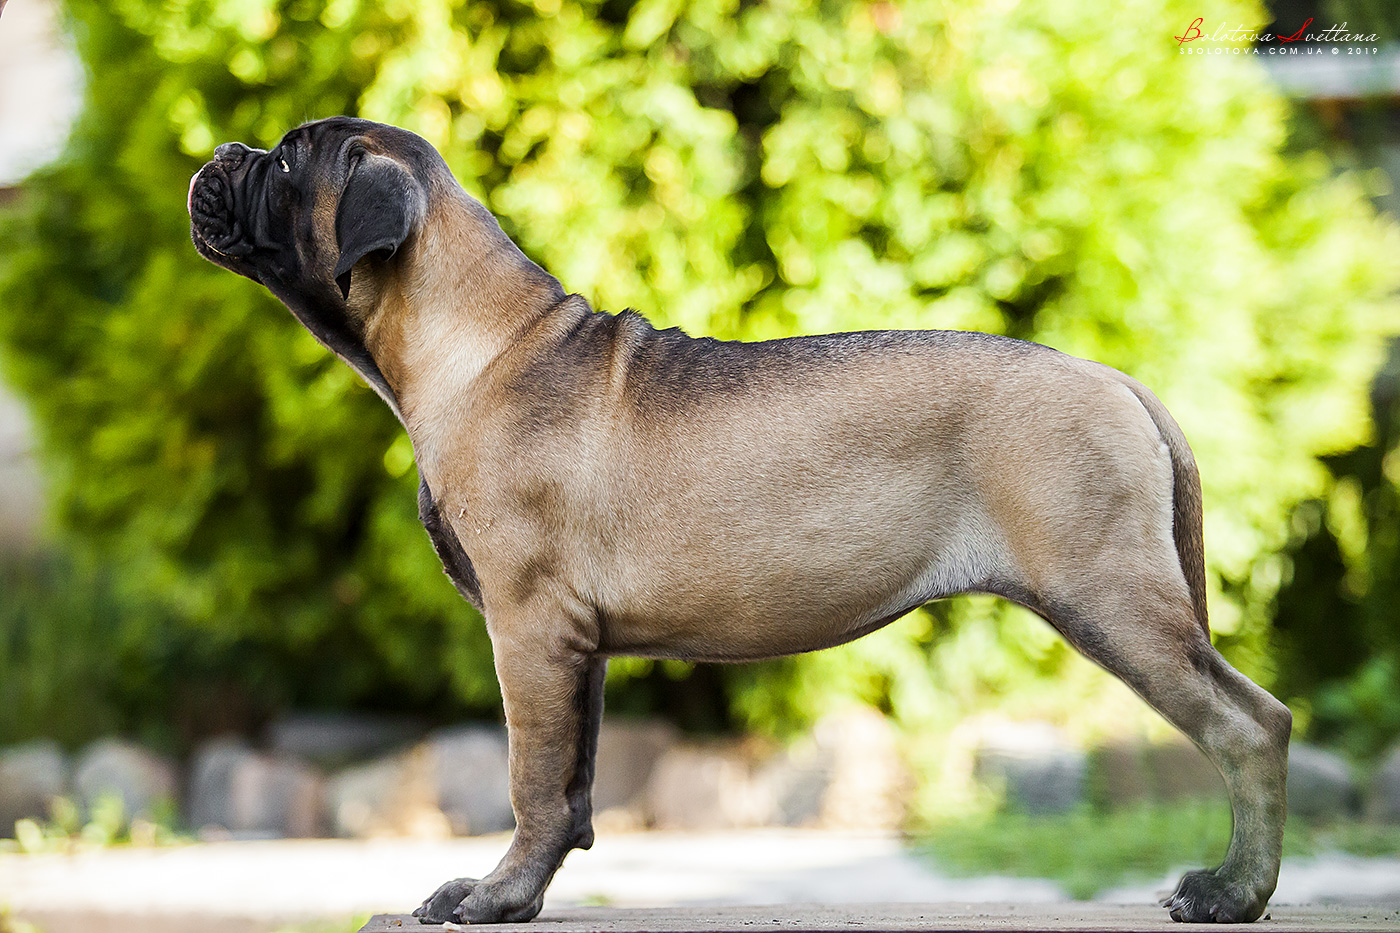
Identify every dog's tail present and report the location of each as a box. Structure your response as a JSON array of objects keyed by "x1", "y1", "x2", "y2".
[{"x1": 1120, "y1": 376, "x2": 1210, "y2": 639}]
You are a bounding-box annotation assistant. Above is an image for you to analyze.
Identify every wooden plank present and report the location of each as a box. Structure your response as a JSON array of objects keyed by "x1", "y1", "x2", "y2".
[{"x1": 359, "y1": 902, "x2": 1400, "y2": 932}]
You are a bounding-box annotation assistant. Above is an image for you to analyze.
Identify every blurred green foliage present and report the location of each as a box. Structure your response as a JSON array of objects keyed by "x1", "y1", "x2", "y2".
[
  {"x1": 1259, "y1": 0, "x2": 1400, "y2": 761},
  {"x1": 0, "y1": 0, "x2": 1398, "y2": 761},
  {"x1": 1271, "y1": 348, "x2": 1400, "y2": 759},
  {"x1": 0, "y1": 558, "x2": 141, "y2": 748}
]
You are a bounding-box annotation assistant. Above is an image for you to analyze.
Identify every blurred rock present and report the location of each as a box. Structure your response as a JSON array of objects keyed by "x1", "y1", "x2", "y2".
[
  {"x1": 645, "y1": 743, "x2": 763, "y2": 830},
  {"x1": 1148, "y1": 738, "x2": 1226, "y2": 801},
  {"x1": 0, "y1": 740, "x2": 67, "y2": 836},
  {"x1": 427, "y1": 725, "x2": 514, "y2": 836},
  {"x1": 1287, "y1": 742, "x2": 1358, "y2": 821},
  {"x1": 266, "y1": 712, "x2": 424, "y2": 769},
  {"x1": 1093, "y1": 736, "x2": 1225, "y2": 806},
  {"x1": 187, "y1": 737, "x2": 249, "y2": 831},
  {"x1": 325, "y1": 755, "x2": 399, "y2": 838},
  {"x1": 73, "y1": 739, "x2": 176, "y2": 819},
  {"x1": 1367, "y1": 744, "x2": 1400, "y2": 824},
  {"x1": 325, "y1": 725, "x2": 513, "y2": 838},
  {"x1": 814, "y1": 708, "x2": 908, "y2": 830},
  {"x1": 593, "y1": 719, "x2": 679, "y2": 815},
  {"x1": 756, "y1": 738, "x2": 831, "y2": 827},
  {"x1": 325, "y1": 747, "x2": 447, "y2": 839},
  {"x1": 643, "y1": 708, "x2": 907, "y2": 831},
  {"x1": 975, "y1": 720, "x2": 1086, "y2": 815},
  {"x1": 188, "y1": 738, "x2": 324, "y2": 838},
  {"x1": 1092, "y1": 739, "x2": 1154, "y2": 807},
  {"x1": 230, "y1": 753, "x2": 324, "y2": 838}
]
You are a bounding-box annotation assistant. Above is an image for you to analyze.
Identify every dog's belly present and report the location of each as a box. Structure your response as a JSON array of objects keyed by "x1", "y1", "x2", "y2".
[
  {"x1": 595, "y1": 527, "x2": 1004, "y2": 661},
  {"x1": 591, "y1": 448, "x2": 1014, "y2": 661}
]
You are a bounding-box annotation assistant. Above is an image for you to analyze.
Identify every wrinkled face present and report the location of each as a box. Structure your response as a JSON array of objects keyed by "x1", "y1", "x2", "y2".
[
  {"x1": 192, "y1": 117, "x2": 338, "y2": 299},
  {"x1": 190, "y1": 117, "x2": 438, "y2": 403},
  {"x1": 189, "y1": 115, "x2": 434, "y2": 308}
]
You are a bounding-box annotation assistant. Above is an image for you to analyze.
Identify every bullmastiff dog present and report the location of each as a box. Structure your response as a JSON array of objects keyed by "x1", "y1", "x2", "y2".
[{"x1": 189, "y1": 117, "x2": 1291, "y2": 924}]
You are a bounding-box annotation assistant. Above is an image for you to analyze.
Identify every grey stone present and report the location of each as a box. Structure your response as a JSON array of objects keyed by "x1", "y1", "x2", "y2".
[
  {"x1": 1287, "y1": 742, "x2": 1358, "y2": 821},
  {"x1": 73, "y1": 739, "x2": 177, "y2": 820},
  {"x1": 593, "y1": 719, "x2": 679, "y2": 814},
  {"x1": 229, "y1": 752, "x2": 324, "y2": 838},
  {"x1": 643, "y1": 710, "x2": 907, "y2": 832},
  {"x1": 1093, "y1": 736, "x2": 1226, "y2": 806},
  {"x1": 427, "y1": 725, "x2": 514, "y2": 836},
  {"x1": 645, "y1": 743, "x2": 761, "y2": 830},
  {"x1": 1092, "y1": 739, "x2": 1155, "y2": 807},
  {"x1": 1147, "y1": 738, "x2": 1226, "y2": 801},
  {"x1": 758, "y1": 740, "x2": 832, "y2": 827},
  {"x1": 1367, "y1": 744, "x2": 1400, "y2": 824},
  {"x1": 325, "y1": 752, "x2": 433, "y2": 838},
  {"x1": 812, "y1": 708, "x2": 908, "y2": 830},
  {"x1": 188, "y1": 738, "x2": 324, "y2": 838},
  {"x1": 0, "y1": 740, "x2": 67, "y2": 836},
  {"x1": 186, "y1": 737, "x2": 251, "y2": 831},
  {"x1": 325, "y1": 728, "x2": 513, "y2": 839},
  {"x1": 975, "y1": 721, "x2": 1086, "y2": 815},
  {"x1": 266, "y1": 712, "x2": 424, "y2": 768}
]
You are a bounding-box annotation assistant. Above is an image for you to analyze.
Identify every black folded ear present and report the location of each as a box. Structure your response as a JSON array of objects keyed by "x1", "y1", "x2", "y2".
[{"x1": 333, "y1": 154, "x2": 425, "y2": 300}]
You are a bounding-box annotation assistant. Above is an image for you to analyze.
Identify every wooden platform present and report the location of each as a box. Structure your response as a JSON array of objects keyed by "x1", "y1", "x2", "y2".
[{"x1": 362, "y1": 903, "x2": 1400, "y2": 932}]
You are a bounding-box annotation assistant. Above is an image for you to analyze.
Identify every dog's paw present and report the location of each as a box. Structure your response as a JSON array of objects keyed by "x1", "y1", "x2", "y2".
[
  {"x1": 413, "y1": 877, "x2": 478, "y2": 924},
  {"x1": 1161, "y1": 868, "x2": 1270, "y2": 923},
  {"x1": 413, "y1": 876, "x2": 545, "y2": 925}
]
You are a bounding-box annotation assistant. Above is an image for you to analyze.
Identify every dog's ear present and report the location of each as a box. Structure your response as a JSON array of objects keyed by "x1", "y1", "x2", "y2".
[{"x1": 333, "y1": 154, "x2": 425, "y2": 300}]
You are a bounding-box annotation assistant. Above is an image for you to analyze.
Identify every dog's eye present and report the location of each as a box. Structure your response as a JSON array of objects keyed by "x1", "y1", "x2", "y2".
[{"x1": 278, "y1": 157, "x2": 291, "y2": 174}]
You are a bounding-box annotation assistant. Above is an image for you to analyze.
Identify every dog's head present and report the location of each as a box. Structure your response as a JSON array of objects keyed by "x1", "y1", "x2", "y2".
[
  {"x1": 188, "y1": 116, "x2": 444, "y2": 305},
  {"x1": 189, "y1": 117, "x2": 452, "y2": 408}
]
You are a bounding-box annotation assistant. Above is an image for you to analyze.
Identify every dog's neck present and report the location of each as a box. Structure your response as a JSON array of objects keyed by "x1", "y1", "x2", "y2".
[{"x1": 354, "y1": 188, "x2": 567, "y2": 465}]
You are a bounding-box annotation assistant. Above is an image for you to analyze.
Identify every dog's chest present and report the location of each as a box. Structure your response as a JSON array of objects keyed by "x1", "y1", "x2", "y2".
[
  {"x1": 446, "y1": 499, "x2": 497, "y2": 540},
  {"x1": 417, "y1": 479, "x2": 487, "y2": 610}
]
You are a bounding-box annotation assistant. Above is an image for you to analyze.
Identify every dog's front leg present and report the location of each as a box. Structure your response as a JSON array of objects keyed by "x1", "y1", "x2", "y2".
[{"x1": 415, "y1": 621, "x2": 606, "y2": 925}]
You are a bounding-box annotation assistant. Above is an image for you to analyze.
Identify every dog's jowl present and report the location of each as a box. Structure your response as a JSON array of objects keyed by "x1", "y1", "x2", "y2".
[{"x1": 190, "y1": 117, "x2": 1291, "y2": 924}]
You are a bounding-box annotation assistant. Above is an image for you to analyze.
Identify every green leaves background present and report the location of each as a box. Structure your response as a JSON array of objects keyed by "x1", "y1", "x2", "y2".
[{"x1": 1, "y1": 0, "x2": 1397, "y2": 785}]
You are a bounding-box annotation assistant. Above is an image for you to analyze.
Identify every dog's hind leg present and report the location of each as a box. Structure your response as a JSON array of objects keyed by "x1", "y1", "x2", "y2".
[
  {"x1": 1038, "y1": 567, "x2": 1291, "y2": 923},
  {"x1": 414, "y1": 613, "x2": 605, "y2": 925}
]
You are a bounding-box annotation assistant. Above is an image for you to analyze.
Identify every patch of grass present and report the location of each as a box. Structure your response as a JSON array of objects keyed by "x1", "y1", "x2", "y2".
[
  {"x1": 2, "y1": 794, "x2": 185, "y2": 855},
  {"x1": 1308, "y1": 821, "x2": 1400, "y2": 858},
  {"x1": 917, "y1": 800, "x2": 1400, "y2": 899},
  {"x1": 920, "y1": 800, "x2": 1232, "y2": 899}
]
